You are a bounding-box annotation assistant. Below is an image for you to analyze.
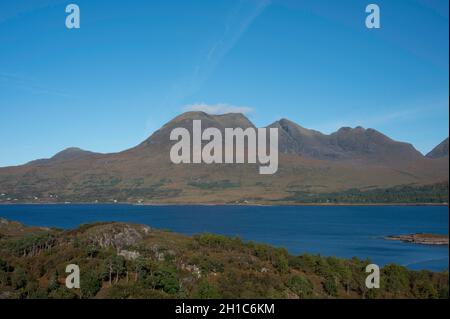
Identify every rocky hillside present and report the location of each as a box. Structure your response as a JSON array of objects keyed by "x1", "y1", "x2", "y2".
[
  {"x1": 427, "y1": 138, "x2": 449, "y2": 159},
  {"x1": 0, "y1": 219, "x2": 448, "y2": 299}
]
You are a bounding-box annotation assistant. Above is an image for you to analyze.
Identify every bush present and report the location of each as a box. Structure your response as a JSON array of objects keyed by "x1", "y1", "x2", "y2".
[
  {"x1": 47, "y1": 270, "x2": 59, "y2": 292},
  {"x1": 323, "y1": 278, "x2": 338, "y2": 297},
  {"x1": 287, "y1": 275, "x2": 314, "y2": 298},
  {"x1": 195, "y1": 279, "x2": 221, "y2": 299},
  {"x1": 314, "y1": 258, "x2": 333, "y2": 278},
  {"x1": 25, "y1": 280, "x2": 48, "y2": 299},
  {"x1": 11, "y1": 268, "x2": 28, "y2": 289},
  {"x1": 0, "y1": 257, "x2": 7, "y2": 271},
  {"x1": 382, "y1": 264, "x2": 410, "y2": 295},
  {"x1": 195, "y1": 233, "x2": 243, "y2": 251},
  {"x1": 80, "y1": 270, "x2": 101, "y2": 298},
  {"x1": 274, "y1": 251, "x2": 289, "y2": 274},
  {"x1": 154, "y1": 264, "x2": 180, "y2": 294},
  {"x1": 49, "y1": 287, "x2": 78, "y2": 299},
  {"x1": 0, "y1": 270, "x2": 8, "y2": 286},
  {"x1": 438, "y1": 285, "x2": 449, "y2": 299},
  {"x1": 289, "y1": 254, "x2": 316, "y2": 272},
  {"x1": 411, "y1": 271, "x2": 438, "y2": 299}
]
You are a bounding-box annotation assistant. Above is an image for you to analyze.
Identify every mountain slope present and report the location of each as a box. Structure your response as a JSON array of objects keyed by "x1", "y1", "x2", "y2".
[
  {"x1": 25, "y1": 147, "x2": 100, "y2": 166},
  {"x1": 0, "y1": 112, "x2": 448, "y2": 204},
  {"x1": 270, "y1": 119, "x2": 423, "y2": 164},
  {"x1": 427, "y1": 138, "x2": 449, "y2": 159}
]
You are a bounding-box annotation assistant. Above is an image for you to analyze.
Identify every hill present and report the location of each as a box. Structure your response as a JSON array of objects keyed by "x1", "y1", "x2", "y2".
[{"x1": 0, "y1": 219, "x2": 448, "y2": 299}]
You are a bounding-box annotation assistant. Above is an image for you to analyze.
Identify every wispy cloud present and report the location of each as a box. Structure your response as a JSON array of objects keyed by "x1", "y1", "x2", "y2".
[
  {"x1": 160, "y1": 0, "x2": 271, "y2": 108},
  {"x1": 183, "y1": 102, "x2": 254, "y2": 115},
  {"x1": 0, "y1": 72, "x2": 73, "y2": 98}
]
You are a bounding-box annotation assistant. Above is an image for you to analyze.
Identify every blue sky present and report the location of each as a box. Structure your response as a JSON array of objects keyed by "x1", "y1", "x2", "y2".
[{"x1": 0, "y1": 0, "x2": 448, "y2": 167}]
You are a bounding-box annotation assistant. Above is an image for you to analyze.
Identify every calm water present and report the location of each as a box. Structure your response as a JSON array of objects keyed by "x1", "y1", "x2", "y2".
[{"x1": 0, "y1": 204, "x2": 448, "y2": 271}]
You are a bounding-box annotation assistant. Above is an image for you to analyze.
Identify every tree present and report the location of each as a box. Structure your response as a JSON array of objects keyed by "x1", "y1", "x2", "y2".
[
  {"x1": 11, "y1": 267, "x2": 28, "y2": 289},
  {"x1": 102, "y1": 255, "x2": 125, "y2": 286},
  {"x1": 133, "y1": 257, "x2": 154, "y2": 282},
  {"x1": 80, "y1": 270, "x2": 101, "y2": 298},
  {"x1": 323, "y1": 277, "x2": 338, "y2": 297},
  {"x1": 382, "y1": 264, "x2": 410, "y2": 296},
  {"x1": 274, "y1": 250, "x2": 289, "y2": 274},
  {"x1": 154, "y1": 263, "x2": 180, "y2": 294},
  {"x1": 48, "y1": 270, "x2": 59, "y2": 292},
  {"x1": 0, "y1": 257, "x2": 7, "y2": 271},
  {"x1": 195, "y1": 279, "x2": 221, "y2": 299},
  {"x1": 411, "y1": 271, "x2": 438, "y2": 299}
]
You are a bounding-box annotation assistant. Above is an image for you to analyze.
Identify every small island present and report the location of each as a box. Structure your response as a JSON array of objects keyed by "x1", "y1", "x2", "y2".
[{"x1": 386, "y1": 233, "x2": 449, "y2": 246}]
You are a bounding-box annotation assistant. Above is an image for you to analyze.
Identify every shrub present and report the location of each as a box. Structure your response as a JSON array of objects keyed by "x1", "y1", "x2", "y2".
[
  {"x1": 47, "y1": 270, "x2": 59, "y2": 292},
  {"x1": 80, "y1": 270, "x2": 101, "y2": 298},
  {"x1": 195, "y1": 279, "x2": 221, "y2": 299},
  {"x1": 323, "y1": 278, "x2": 338, "y2": 297},
  {"x1": 0, "y1": 270, "x2": 8, "y2": 286},
  {"x1": 11, "y1": 267, "x2": 28, "y2": 289},
  {"x1": 287, "y1": 275, "x2": 313, "y2": 298},
  {"x1": 49, "y1": 287, "x2": 78, "y2": 299},
  {"x1": 411, "y1": 271, "x2": 438, "y2": 299},
  {"x1": 0, "y1": 257, "x2": 7, "y2": 271},
  {"x1": 154, "y1": 264, "x2": 180, "y2": 294},
  {"x1": 274, "y1": 251, "x2": 289, "y2": 274},
  {"x1": 382, "y1": 264, "x2": 410, "y2": 295},
  {"x1": 195, "y1": 233, "x2": 243, "y2": 251}
]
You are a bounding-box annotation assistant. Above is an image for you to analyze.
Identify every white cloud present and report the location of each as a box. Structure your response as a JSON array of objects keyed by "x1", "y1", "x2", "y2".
[{"x1": 183, "y1": 103, "x2": 254, "y2": 115}]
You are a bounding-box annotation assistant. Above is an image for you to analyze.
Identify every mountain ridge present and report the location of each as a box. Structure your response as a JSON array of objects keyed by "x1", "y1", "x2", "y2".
[
  {"x1": 0, "y1": 112, "x2": 448, "y2": 204},
  {"x1": 17, "y1": 111, "x2": 437, "y2": 164},
  {"x1": 426, "y1": 138, "x2": 449, "y2": 159}
]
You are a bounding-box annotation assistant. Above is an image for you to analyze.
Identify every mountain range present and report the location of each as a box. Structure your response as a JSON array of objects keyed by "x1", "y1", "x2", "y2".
[{"x1": 0, "y1": 112, "x2": 448, "y2": 204}]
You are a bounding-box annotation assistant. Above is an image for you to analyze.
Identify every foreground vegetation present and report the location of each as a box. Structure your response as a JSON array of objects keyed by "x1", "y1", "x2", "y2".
[{"x1": 0, "y1": 218, "x2": 448, "y2": 299}]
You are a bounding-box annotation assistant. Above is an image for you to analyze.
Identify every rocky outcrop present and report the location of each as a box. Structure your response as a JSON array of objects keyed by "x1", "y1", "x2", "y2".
[
  {"x1": 84, "y1": 223, "x2": 152, "y2": 250},
  {"x1": 118, "y1": 249, "x2": 141, "y2": 261},
  {"x1": 386, "y1": 233, "x2": 449, "y2": 246}
]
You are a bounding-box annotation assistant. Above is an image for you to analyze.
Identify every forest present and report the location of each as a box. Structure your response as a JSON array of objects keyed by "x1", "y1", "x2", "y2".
[{"x1": 0, "y1": 219, "x2": 448, "y2": 299}]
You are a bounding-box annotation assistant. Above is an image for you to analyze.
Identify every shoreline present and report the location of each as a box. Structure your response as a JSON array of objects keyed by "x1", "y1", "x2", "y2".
[
  {"x1": 0, "y1": 202, "x2": 448, "y2": 207},
  {"x1": 386, "y1": 233, "x2": 449, "y2": 246}
]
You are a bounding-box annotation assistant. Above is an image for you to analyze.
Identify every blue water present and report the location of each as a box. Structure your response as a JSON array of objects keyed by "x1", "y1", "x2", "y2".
[{"x1": 0, "y1": 204, "x2": 448, "y2": 271}]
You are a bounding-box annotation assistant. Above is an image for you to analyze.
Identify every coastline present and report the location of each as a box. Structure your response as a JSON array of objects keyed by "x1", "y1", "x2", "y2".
[
  {"x1": 0, "y1": 201, "x2": 448, "y2": 207},
  {"x1": 386, "y1": 233, "x2": 449, "y2": 246}
]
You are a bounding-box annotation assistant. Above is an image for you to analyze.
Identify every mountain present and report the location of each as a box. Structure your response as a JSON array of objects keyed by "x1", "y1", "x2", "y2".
[
  {"x1": 426, "y1": 138, "x2": 449, "y2": 159},
  {"x1": 0, "y1": 112, "x2": 448, "y2": 204},
  {"x1": 269, "y1": 119, "x2": 423, "y2": 164},
  {"x1": 26, "y1": 147, "x2": 100, "y2": 166},
  {"x1": 136, "y1": 112, "x2": 254, "y2": 150}
]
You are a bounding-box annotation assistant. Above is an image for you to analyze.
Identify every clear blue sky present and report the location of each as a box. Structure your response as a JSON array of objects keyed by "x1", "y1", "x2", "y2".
[{"x1": 0, "y1": 0, "x2": 448, "y2": 167}]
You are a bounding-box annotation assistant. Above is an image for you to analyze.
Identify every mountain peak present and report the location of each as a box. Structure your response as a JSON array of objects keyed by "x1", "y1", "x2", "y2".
[
  {"x1": 138, "y1": 112, "x2": 255, "y2": 148},
  {"x1": 52, "y1": 147, "x2": 92, "y2": 160},
  {"x1": 166, "y1": 111, "x2": 254, "y2": 128},
  {"x1": 273, "y1": 118, "x2": 323, "y2": 137},
  {"x1": 427, "y1": 138, "x2": 449, "y2": 159},
  {"x1": 24, "y1": 147, "x2": 95, "y2": 166}
]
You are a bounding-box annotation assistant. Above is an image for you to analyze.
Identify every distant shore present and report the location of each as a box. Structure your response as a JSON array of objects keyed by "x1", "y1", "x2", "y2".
[
  {"x1": 0, "y1": 201, "x2": 448, "y2": 207},
  {"x1": 386, "y1": 233, "x2": 449, "y2": 246}
]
